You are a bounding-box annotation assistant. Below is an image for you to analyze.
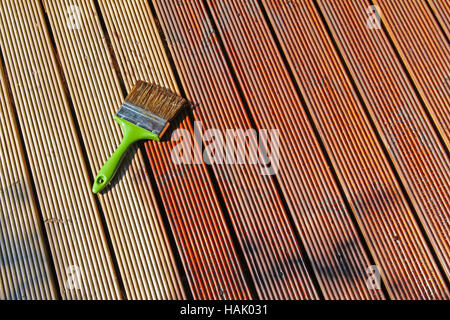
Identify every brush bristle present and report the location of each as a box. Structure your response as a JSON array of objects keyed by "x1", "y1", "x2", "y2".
[{"x1": 125, "y1": 81, "x2": 187, "y2": 121}]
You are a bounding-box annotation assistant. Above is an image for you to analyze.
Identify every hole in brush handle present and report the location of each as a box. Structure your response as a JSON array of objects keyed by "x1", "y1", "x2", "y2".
[{"x1": 92, "y1": 174, "x2": 108, "y2": 194}]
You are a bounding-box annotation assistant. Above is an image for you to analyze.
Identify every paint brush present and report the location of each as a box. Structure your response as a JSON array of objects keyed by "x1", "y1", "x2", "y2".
[{"x1": 92, "y1": 80, "x2": 187, "y2": 194}]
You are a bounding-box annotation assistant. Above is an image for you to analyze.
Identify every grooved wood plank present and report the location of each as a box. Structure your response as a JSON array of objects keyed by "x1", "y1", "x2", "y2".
[
  {"x1": 98, "y1": 0, "x2": 251, "y2": 299},
  {"x1": 261, "y1": 0, "x2": 448, "y2": 299},
  {"x1": 152, "y1": 0, "x2": 319, "y2": 299},
  {"x1": 0, "y1": 0, "x2": 121, "y2": 299},
  {"x1": 375, "y1": 0, "x2": 449, "y2": 144},
  {"x1": 428, "y1": 0, "x2": 450, "y2": 37},
  {"x1": 205, "y1": 0, "x2": 383, "y2": 300},
  {"x1": 0, "y1": 59, "x2": 57, "y2": 300},
  {"x1": 317, "y1": 0, "x2": 449, "y2": 284},
  {"x1": 41, "y1": 0, "x2": 185, "y2": 300}
]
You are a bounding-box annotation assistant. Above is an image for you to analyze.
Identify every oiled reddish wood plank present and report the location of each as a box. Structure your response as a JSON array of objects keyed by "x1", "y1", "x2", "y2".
[{"x1": 261, "y1": 0, "x2": 448, "y2": 299}]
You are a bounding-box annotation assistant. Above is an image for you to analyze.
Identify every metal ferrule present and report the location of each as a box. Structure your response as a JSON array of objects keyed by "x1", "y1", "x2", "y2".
[{"x1": 116, "y1": 102, "x2": 168, "y2": 136}]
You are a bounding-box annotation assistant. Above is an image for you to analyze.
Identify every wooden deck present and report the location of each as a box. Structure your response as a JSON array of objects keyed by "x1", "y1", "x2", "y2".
[{"x1": 0, "y1": 0, "x2": 448, "y2": 300}]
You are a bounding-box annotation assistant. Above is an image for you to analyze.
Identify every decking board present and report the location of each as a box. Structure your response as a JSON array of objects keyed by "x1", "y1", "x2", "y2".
[
  {"x1": 152, "y1": 0, "x2": 319, "y2": 299},
  {"x1": 97, "y1": 0, "x2": 251, "y2": 299},
  {"x1": 260, "y1": 0, "x2": 448, "y2": 299},
  {"x1": 0, "y1": 0, "x2": 447, "y2": 301},
  {"x1": 0, "y1": 0, "x2": 121, "y2": 299},
  {"x1": 317, "y1": 0, "x2": 449, "y2": 284},
  {"x1": 205, "y1": 0, "x2": 383, "y2": 300},
  {"x1": 375, "y1": 0, "x2": 449, "y2": 145},
  {"x1": 42, "y1": 0, "x2": 185, "y2": 300},
  {"x1": 0, "y1": 54, "x2": 57, "y2": 300},
  {"x1": 428, "y1": 0, "x2": 450, "y2": 35}
]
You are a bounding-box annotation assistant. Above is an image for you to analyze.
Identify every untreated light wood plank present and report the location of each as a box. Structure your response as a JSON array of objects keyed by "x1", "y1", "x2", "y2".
[
  {"x1": 0, "y1": 57, "x2": 58, "y2": 300},
  {"x1": 0, "y1": 0, "x2": 121, "y2": 299},
  {"x1": 42, "y1": 0, "x2": 185, "y2": 300}
]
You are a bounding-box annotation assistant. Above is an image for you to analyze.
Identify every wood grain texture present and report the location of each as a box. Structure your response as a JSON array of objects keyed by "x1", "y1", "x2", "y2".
[
  {"x1": 98, "y1": 0, "x2": 251, "y2": 299},
  {"x1": 42, "y1": 0, "x2": 185, "y2": 300},
  {"x1": 0, "y1": 53, "x2": 57, "y2": 300},
  {"x1": 375, "y1": 0, "x2": 449, "y2": 145},
  {"x1": 0, "y1": 0, "x2": 447, "y2": 300},
  {"x1": 0, "y1": 0, "x2": 121, "y2": 299},
  {"x1": 205, "y1": 0, "x2": 383, "y2": 300},
  {"x1": 152, "y1": 0, "x2": 319, "y2": 299},
  {"x1": 317, "y1": 0, "x2": 449, "y2": 285},
  {"x1": 261, "y1": 0, "x2": 448, "y2": 299}
]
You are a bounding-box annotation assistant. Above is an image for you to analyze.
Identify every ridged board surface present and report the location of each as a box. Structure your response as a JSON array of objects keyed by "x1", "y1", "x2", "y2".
[
  {"x1": 42, "y1": 0, "x2": 185, "y2": 300},
  {"x1": 152, "y1": 0, "x2": 319, "y2": 299},
  {"x1": 375, "y1": 0, "x2": 449, "y2": 144},
  {"x1": 261, "y1": 0, "x2": 448, "y2": 299},
  {"x1": 98, "y1": 0, "x2": 251, "y2": 299},
  {"x1": 0, "y1": 0, "x2": 448, "y2": 301},
  {"x1": 317, "y1": 0, "x2": 449, "y2": 284},
  {"x1": 0, "y1": 57, "x2": 57, "y2": 300},
  {"x1": 428, "y1": 0, "x2": 450, "y2": 34},
  {"x1": 205, "y1": 0, "x2": 383, "y2": 300},
  {"x1": 0, "y1": 0, "x2": 121, "y2": 299}
]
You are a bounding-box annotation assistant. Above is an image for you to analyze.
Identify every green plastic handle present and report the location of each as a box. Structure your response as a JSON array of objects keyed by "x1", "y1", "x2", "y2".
[{"x1": 92, "y1": 116, "x2": 159, "y2": 194}]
